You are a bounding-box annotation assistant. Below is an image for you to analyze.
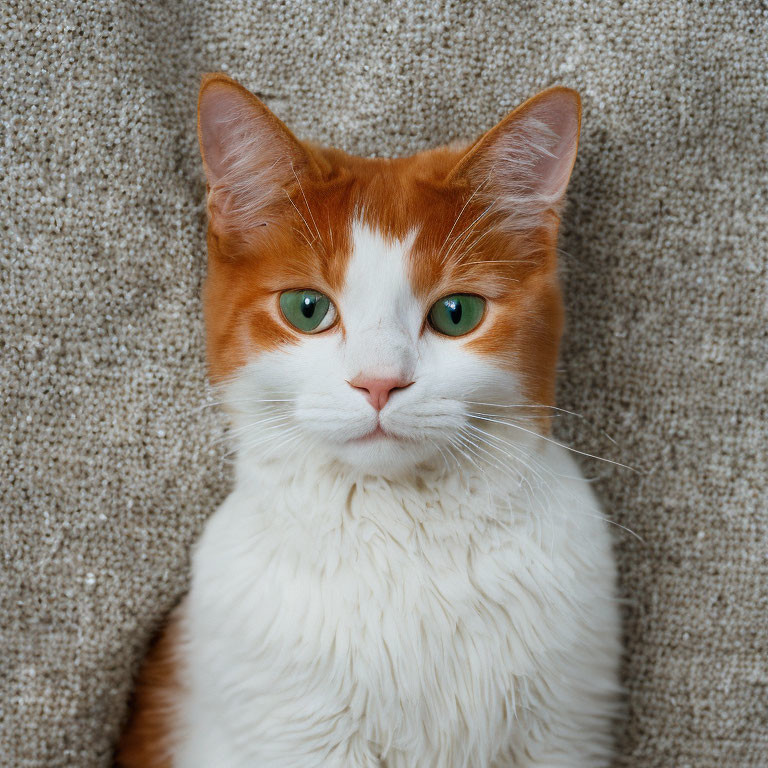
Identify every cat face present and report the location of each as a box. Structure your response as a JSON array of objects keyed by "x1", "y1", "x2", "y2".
[{"x1": 198, "y1": 75, "x2": 580, "y2": 475}]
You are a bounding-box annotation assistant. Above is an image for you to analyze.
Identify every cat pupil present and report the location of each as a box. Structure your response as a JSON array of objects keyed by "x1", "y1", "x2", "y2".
[
  {"x1": 448, "y1": 299, "x2": 462, "y2": 324},
  {"x1": 301, "y1": 296, "x2": 315, "y2": 318}
]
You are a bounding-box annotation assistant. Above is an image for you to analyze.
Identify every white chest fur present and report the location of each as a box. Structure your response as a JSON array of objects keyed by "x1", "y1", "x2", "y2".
[{"x1": 176, "y1": 442, "x2": 620, "y2": 768}]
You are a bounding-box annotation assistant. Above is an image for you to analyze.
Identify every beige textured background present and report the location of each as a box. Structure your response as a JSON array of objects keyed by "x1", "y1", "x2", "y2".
[{"x1": 2, "y1": 1, "x2": 766, "y2": 765}]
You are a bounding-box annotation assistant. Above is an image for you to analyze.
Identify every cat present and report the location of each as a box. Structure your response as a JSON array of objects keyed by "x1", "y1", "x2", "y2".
[{"x1": 117, "y1": 73, "x2": 621, "y2": 768}]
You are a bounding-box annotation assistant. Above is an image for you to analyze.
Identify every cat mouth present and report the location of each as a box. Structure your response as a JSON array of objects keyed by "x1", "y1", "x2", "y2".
[
  {"x1": 354, "y1": 425, "x2": 405, "y2": 443},
  {"x1": 354, "y1": 426, "x2": 390, "y2": 442}
]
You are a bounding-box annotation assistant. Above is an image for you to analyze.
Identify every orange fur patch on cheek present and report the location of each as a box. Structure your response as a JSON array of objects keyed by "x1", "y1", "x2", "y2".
[
  {"x1": 204, "y1": 231, "x2": 299, "y2": 382},
  {"x1": 407, "y1": 204, "x2": 563, "y2": 416},
  {"x1": 467, "y1": 274, "x2": 563, "y2": 415},
  {"x1": 203, "y1": 180, "x2": 355, "y2": 383},
  {"x1": 406, "y1": 195, "x2": 564, "y2": 414}
]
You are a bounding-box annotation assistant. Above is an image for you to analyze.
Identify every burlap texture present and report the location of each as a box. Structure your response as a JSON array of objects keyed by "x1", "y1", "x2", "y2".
[{"x1": 2, "y1": 1, "x2": 766, "y2": 765}]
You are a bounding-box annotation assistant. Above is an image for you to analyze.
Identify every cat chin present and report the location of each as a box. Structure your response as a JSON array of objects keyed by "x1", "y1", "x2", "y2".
[{"x1": 329, "y1": 432, "x2": 440, "y2": 477}]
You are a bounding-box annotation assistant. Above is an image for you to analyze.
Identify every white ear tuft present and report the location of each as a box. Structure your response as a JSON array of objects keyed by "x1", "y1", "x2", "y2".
[
  {"x1": 197, "y1": 74, "x2": 312, "y2": 231},
  {"x1": 450, "y1": 87, "x2": 581, "y2": 231}
]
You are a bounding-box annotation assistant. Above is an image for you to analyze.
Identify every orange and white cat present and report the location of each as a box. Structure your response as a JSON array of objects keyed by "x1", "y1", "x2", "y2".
[{"x1": 118, "y1": 74, "x2": 621, "y2": 768}]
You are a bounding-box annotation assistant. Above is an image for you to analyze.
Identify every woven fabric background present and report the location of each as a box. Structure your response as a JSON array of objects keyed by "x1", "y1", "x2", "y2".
[{"x1": 2, "y1": 1, "x2": 766, "y2": 765}]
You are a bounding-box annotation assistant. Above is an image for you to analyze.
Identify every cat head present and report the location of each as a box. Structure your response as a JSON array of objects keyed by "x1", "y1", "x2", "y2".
[{"x1": 198, "y1": 74, "x2": 580, "y2": 477}]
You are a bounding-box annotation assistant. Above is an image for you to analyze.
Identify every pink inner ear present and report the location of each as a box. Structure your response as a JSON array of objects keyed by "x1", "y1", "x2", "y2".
[
  {"x1": 198, "y1": 84, "x2": 253, "y2": 186},
  {"x1": 198, "y1": 81, "x2": 306, "y2": 231},
  {"x1": 476, "y1": 88, "x2": 581, "y2": 228},
  {"x1": 527, "y1": 92, "x2": 580, "y2": 202}
]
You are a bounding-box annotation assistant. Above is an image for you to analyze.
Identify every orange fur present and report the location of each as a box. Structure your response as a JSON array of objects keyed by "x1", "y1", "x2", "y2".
[{"x1": 116, "y1": 609, "x2": 184, "y2": 768}]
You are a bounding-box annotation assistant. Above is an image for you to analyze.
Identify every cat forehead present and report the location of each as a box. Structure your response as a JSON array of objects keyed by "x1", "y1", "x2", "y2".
[
  {"x1": 336, "y1": 221, "x2": 423, "y2": 335},
  {"x1": 344, "y1": 221, "x2": 418, "y2": 297},
  {"x1": 302, "y1": 162, "x2": 489, "y2": 306}
]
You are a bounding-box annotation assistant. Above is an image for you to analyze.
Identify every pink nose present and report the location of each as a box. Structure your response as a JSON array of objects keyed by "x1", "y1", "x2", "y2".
[{"x1": 349, "y1": 376, "x2": 414, "y2": 411}]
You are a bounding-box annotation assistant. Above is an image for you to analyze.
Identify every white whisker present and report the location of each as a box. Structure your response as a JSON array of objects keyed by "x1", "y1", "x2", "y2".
[
  {"x1": 466, "y1": 400, "x2": 583, "y2": 418},
  {"x1": 285, "y1": 192, "x2": 319, "y2": 249},
  {"x1": 469, "y1": 423, "x2": 644, "y2": 543},
  {"x1": 466, "y1": 412, "x2": 637, "y2": 472},
  {"x1": 441, "y1": 204, "x2": 495, "y2": 266},
  {"x1": 213, "y1": 414, "x2": 293, "y2": 445},
  {"x1": 438, "y1": 177, "x2": 491, "y2": 265},
  {"x1": 291, "y1": 162, "x2": 323, "y2": 244}
]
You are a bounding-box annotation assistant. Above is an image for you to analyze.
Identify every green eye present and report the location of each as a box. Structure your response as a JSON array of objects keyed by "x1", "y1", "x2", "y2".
[
  {"x1": 428, "y1": 294, "x2": 486, "y2": 337},
  {"x1": 279, "y1": 290, "x2": 336, "y2": 333}
]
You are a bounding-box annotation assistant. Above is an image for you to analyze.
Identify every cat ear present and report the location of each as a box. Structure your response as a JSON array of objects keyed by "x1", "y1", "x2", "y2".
[
  {"x1": 197, "y1": 73, "x2": 317, "y2": 231},
  {"x1": 447, "y1": 87, "x2": 581, "y2": 231}
]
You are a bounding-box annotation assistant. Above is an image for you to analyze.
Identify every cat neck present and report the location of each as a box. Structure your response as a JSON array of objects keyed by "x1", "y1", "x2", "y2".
[
  {"x1": 219, "y1": 432, "x2": 566, "y2": 552},
  {"x1": 230, "y1": 427, "x2": 546, "y2": 511}
]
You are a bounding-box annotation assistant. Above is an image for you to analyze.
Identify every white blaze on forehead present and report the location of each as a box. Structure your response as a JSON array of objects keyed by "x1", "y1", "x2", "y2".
[{"x1": 340, "y1": 221, "x2": 421, "y2": 381}]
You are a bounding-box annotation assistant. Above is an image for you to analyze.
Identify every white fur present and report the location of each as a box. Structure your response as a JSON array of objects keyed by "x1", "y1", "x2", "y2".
[{"x1": 175, "y1": 223, "x2": 621, "y2": 767}]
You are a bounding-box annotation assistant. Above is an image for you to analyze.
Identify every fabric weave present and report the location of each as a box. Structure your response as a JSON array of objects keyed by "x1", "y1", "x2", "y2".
[{"x1": 2, "y1": 1, "x2": 766, "y2": 765}]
